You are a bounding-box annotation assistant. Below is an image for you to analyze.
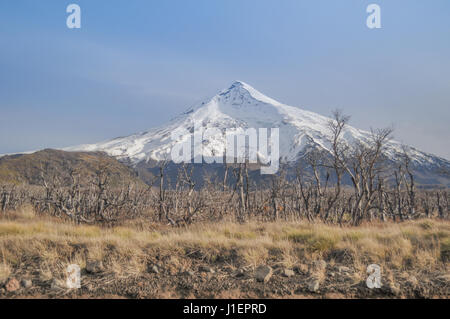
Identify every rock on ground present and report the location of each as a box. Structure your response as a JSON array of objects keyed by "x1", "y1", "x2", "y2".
[
  {"x1": 282, "y1": 269, "x2": 295, "y2": 277},
  {"x1": 235, "y1": 268, "x2": 246, "y2": 278},
  {"x1": 39, "y1": 270, "x2": 53, "y2": 282},
  {"x1": 255, "y1": 265, "x2": 273, "y2": 283},
  {"x1": 181, "y1": 271, "x2": 195, "y2": 277},
  {"x1": 5, "y1": 278, "x2": 20, "y2": 292},
  {"x1": 21, "y1": 279, "x2": 33, "y2": 289},
  {"x1": 86, "y1": 259, "x2": 104, "y2": 274},
  {"x1": 149, "y1": 265, "x2": 159, "y2": 274},
  {"x1": 294, "y1": 264, "x2": 308, "y2": 274},
  {"x1": 308, "y1": 278, "x2": 320, "y2": 293},
  {"x1": 199, "y1": 266, "x2": 215, "y2": 274},
  {"x1": 311, "y1": 260, "x2": 327, "y2": 273}
]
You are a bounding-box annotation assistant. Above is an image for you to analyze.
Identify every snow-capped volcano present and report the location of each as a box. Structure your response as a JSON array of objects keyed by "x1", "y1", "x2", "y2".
[{"x1": 65, "y1": 81, "x2": 449, "y2": 174}]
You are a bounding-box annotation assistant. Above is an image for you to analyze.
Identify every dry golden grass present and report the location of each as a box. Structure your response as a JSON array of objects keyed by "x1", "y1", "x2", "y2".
[
  {"x1": 0, "y1": 207, "x2": 448, "y2": 282},
  {"x1": 0, "y1": 263, "x2": 11, "y2": 283}
]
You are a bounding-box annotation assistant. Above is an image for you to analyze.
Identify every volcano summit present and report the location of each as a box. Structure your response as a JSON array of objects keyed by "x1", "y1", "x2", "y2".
[{"x1": 65, "y1": 81, "x2": 450, "y2": 185}]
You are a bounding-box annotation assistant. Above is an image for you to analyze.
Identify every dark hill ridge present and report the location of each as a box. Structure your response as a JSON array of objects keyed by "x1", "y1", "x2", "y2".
[
  {"x1": 0, "y1": 149, "x2": 143, "y2": 187},
  {"x1": 1, "y1": 149, "x2": 448, "y2": 188}
]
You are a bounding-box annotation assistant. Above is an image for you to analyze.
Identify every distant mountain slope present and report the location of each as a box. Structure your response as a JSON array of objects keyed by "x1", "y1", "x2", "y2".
[
  {"x1": 0, "y1": 149, "x2": 143, "y2": 186},
  {"x1": 65, "y1": 81, "x2": 450, "y2": 186}
]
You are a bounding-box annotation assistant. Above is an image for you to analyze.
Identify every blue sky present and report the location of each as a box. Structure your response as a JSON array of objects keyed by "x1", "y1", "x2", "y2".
[{"x1": 0, "y1": 0, "x2": 449, "y2": 159}]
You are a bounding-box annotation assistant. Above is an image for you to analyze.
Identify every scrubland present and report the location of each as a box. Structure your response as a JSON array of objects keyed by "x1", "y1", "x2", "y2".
[{"x1": 0, "y1": 206, "x2": 448, "y2": 299}]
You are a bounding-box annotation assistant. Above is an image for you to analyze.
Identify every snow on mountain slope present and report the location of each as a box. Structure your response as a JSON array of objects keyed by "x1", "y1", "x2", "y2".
[{"x1": 65, "y1": 81, "x2": 449, "y2": 169}]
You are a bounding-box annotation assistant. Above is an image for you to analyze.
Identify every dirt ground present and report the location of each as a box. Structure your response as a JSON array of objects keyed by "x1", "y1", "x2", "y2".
[
  {"x1": 2, "y1": 254, "x2": 449, "y2": 299},
  {"x1": 0, "y1": 216, "x2": 449, "y2": 299}
]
